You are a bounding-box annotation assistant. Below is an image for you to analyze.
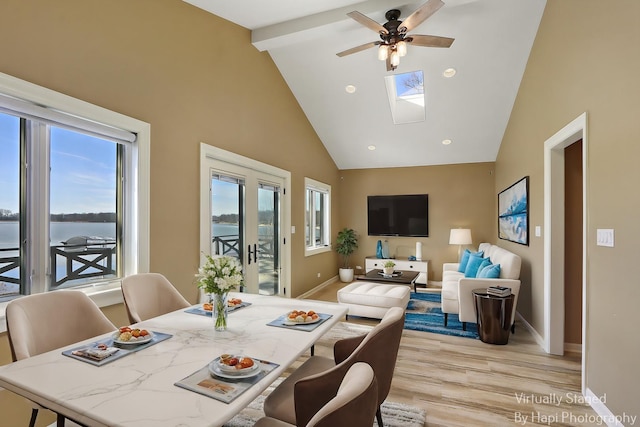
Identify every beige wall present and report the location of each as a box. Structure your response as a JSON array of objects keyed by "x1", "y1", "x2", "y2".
[
  {"x1": 497, "y1": 0, "x2": 640, "y2": 418},
  {"x1": 337, "y1": 163, "x2": 496, "y2": 280},
  {"x1": 0, "y1": 1, "x2": 340, "y2": 422},
  {"x1": 0, "y1": 0, "x2": 341, "y2": 301}
]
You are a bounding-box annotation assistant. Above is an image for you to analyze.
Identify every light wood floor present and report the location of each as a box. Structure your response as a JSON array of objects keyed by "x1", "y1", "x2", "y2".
[{"x1": 304, "y1": 281, "x2": 600, "y2": 427}]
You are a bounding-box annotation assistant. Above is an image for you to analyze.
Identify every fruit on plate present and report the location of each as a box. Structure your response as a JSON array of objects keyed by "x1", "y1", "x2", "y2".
[
  {"x1": 116, "y1": 326, "x2": 150, "y2": 342},
  {"x1": 203, "y1": 303, "x2": 213, "y2": 311},
  {"x1": 287, "y1": 310, "x2": 319, "y2": 323},
  {"x1": 219, "y1": 354, "x2": 255, "y2": 370},
  {"x1": 228, "y1": 298, "x2": 242, "y2": 307}
]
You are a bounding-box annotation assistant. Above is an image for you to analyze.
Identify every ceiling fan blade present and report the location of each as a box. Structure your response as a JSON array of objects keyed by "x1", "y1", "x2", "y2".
[
  {"x1": 336, "y1": 41, "x2": 380, "y2": 57},
  {"x1": 400, "y1": 0, "x2": 445, "y2": 33},
  {"x1": 408, "y1": 34, "x2": 454, "y2": 48},
  {"x1": 347, "y1": 11, "x2": 388, "y2": 35}
]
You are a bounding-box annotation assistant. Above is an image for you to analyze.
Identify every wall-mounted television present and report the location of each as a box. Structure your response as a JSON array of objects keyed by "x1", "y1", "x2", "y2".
[{"x1": 367, "y1": 194, "x2": 429, "y2": 237}]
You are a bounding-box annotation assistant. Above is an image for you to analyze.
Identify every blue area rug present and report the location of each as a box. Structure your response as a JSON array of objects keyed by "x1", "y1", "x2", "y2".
[{"x1": 405, "y1": 292, "x2": 478, "y2": 339}]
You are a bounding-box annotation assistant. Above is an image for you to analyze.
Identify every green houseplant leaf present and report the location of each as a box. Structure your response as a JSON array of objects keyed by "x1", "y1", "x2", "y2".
[{"x1": 336, "y1": 228, "x2": 358, "y2": 269}]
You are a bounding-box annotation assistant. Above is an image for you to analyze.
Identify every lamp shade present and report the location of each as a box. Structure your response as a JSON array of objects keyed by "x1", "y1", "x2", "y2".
[{"x1": 449, "y1": 228, "x2": 472, "y2": 245}]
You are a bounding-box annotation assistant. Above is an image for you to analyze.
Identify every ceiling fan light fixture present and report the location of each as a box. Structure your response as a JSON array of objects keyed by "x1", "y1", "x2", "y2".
[
  {"x1": 397, "y1": 41, "x2": 407, "y2": 57},
  {"x1": 377, "y1": 45, "x2": 389, "y2": 61},
  {"x1": 390, "y1": 50, "x2": 400, "y2": 67}
]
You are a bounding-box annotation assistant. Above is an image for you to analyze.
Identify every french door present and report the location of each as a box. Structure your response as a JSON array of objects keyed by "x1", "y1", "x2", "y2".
[{"x1": 200, "y1": 145, "x2": 290, "y2": 296}]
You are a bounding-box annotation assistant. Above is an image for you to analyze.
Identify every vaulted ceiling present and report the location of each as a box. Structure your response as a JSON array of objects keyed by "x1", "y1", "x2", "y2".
[{"x1": 184, "y1": 0, "x2": 547, "y2": 169}]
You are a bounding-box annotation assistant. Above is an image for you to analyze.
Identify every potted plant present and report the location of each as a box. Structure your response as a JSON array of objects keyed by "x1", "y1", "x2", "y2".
[
  {"x1": 383, "y1": 260, "x2": 396, "y2": 275},
  {"x1": 336, "y1": 228, "x2": 358, "y2": 282}
]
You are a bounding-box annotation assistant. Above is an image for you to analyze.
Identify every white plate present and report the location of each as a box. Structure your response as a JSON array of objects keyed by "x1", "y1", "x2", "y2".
[
  {"x1": 209, "y1": 360, "x2": 261, "y2": 379},
  {"x1": 216, "y1": 357, "x2": 260, "y2": 374},
  {"x1": 112, "y1": 331, "x2": 154, "y2": 345},
  {"x1": 282, "y1": 315, "x2": 322, "y2": 326}
]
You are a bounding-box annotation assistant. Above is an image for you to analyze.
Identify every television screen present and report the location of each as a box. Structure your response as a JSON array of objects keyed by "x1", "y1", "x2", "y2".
[{"x1": 367, "y1": 194, "x2": 429, "y2": 237}]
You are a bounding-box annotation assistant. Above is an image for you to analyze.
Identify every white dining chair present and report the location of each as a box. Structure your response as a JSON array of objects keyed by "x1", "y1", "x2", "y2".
[
  {"x1": 6, "y1": 290, "x2": 116, "y2": 427},
  {"x1": 121, "y1": 272, "x2": 191, "y2": 323}
]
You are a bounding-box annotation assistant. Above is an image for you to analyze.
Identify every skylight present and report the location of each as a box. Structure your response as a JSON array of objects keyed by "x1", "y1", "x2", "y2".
[{"x1": 384, "y1": 71, "x2": 425, "y2": 125}]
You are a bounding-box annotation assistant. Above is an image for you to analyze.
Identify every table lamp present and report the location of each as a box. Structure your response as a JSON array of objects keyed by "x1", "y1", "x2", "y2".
[{"x1": 449, "y1": 228, "x2": 472, "y2": 260}]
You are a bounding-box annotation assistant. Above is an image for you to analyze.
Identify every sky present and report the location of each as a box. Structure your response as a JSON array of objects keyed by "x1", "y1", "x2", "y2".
[
  {"x1": 212, "y1": 179, "x2": 276, "y2": 217},
  {"x1": 0, "y1": 112, "x2": 117, "y2": 214}
]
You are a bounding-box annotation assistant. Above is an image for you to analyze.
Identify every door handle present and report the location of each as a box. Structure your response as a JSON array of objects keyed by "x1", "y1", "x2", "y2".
[
  {"x1": 253, "y1": 243, "x2": 258, "y2": 263},
  {"x1": 247, "y1": 244, "x2": 253, "y2": 265}
]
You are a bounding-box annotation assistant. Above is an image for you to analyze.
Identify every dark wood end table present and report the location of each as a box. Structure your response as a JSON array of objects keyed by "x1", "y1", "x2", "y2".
[{"x1": 472, "y1": 288, "x2": 515, "y2": 345}]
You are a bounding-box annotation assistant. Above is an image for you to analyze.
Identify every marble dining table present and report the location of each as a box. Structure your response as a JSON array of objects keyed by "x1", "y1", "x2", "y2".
[{"x1": 0, "y1": 292, "x2": 348, "y2": 427}]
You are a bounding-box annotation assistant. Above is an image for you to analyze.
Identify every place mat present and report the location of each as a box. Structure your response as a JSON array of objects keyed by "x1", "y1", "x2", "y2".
[
  {"x1": 266, "y1": 313, "x2": 332, "y2": 332},
  {"x1": 62, "y1": 331, "x2": 172, "y2": 366},
  {"x1": 185, "y1": 302, "x2": 252, "y2": 317},
  {"x1": 175, "y1": 357, "x2": 279, "y2": 404}
]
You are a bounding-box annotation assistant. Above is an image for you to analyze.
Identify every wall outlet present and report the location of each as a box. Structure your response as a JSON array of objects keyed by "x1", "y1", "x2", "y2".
[{"x1": 317, "y1": 272, "x2": 321, "y2": 278}]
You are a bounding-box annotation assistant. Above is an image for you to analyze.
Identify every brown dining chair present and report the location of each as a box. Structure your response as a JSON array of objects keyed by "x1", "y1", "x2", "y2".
[
  {"x1": 5, "y1": 290, "x2": 117, "y2": 427},
  {"x1": 264, "y1": 306, "x2": 405, "y2": 427},
  {"x1": 254, "y1": 362, "x2": 378, "y2": 427},
  {"x1": 121, "y1": 272, "x2": 191, "y2": 323}
]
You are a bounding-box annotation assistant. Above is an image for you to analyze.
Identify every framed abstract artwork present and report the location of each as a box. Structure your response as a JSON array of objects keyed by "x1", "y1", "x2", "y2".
[{"x1": 498, "y1": 176, "x2": 529, "y2": 246}]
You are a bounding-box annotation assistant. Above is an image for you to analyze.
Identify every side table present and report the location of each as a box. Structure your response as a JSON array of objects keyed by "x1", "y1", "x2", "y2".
[{"x1": 472, "y1": 288, "x2": 515, "y2": 345}]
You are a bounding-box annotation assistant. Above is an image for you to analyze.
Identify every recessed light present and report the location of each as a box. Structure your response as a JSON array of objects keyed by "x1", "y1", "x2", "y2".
[
  {"x1": 345, "y1": 85, "x2": 357, "y2": 93},
  {"x1": 443, "y1": 68, "x2": 457, "y2": 78},
  {"x1": 442, "y1": 139, "x2": 452, "y2": 145},
  {"x1": 367, "y1": 145, "x2": 376, "y2": 150}
]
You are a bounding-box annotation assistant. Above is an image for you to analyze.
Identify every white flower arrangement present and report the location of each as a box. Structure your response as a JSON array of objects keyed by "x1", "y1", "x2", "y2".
[{"x1": 196, "y1": 254, "x2": 243, "y2": 295}]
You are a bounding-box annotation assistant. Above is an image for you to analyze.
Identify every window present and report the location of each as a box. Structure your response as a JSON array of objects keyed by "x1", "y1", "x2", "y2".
[
  {"x1": 304, "y1": 177, "x2": 331, "y2": 256},
  {"x1": 384, "y1": 70, "x2": 425, "y2": 125},
  {"x1": 0, "y1": 72, "x2": 149, "y2": 319}
]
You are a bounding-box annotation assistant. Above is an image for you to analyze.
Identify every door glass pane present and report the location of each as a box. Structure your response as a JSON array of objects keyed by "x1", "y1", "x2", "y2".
[
  {"x1": 258, "y1": 184, "x2": 280, "y2": 295},
  {"x1": 0, "y1": 113, "x2": 21, "y2": 299},
  {"x1": 211, "y1": 176, "x2": 243, "y2": 266},
  {"x1": 49, "y1": 127, "x2": 117, "y2": 288}
]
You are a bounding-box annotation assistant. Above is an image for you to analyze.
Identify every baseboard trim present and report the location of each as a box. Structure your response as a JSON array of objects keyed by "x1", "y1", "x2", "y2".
[
  {"x1": 585, "y1": 388, "x2": 632, "y2": 427},
  {"x1": 564, "y1": 342, "x2": 582, "y2": 355},
  {"x1": 297, "y1": 275, "x2": 339, "y2": 299},
  {"x1": 516, "y1": 312, "x2": 546, "y2": 351}
]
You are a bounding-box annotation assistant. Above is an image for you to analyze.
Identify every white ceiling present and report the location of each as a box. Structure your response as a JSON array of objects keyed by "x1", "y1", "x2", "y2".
[{"x1": 184, "y1": 0, "x2": 547, "y2": 170}]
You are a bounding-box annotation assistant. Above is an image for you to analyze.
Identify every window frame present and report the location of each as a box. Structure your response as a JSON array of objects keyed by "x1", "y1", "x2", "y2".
[
  {"x1": 304, "y1": 177, "x2": 331, "y2": 257},
  {"x1": 0, "y1": 72, "x2": 150, "y2": 331}
]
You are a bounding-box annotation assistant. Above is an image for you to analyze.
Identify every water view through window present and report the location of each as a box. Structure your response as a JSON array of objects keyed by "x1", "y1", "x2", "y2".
[{"x1": 0, "y1": 112, "x2": 119, "y2": 298}]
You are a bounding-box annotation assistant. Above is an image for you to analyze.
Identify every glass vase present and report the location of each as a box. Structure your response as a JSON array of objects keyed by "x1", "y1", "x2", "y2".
[{"x1": 213, "y1": 292, "x2": 229, "y2": 331}]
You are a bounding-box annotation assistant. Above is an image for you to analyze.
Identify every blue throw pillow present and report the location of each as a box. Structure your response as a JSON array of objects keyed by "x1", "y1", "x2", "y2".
[
  {"x1": 474, "y1": 258, "x2": 492, "y2": 278},
  {"x1": 458, "y1": 250, "x2": 483, "y2": 273},
  {"x1": 464, "y1": 254, "x2": 486, "y2": 278},
  {"x1": 478, "y1": 263, "x2": 501, "y2": 279}
]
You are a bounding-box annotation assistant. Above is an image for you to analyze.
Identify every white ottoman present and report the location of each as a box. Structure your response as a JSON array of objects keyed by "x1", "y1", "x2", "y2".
[{"x1": 337, "y1": 282, "x2": 411, "y2": 320}]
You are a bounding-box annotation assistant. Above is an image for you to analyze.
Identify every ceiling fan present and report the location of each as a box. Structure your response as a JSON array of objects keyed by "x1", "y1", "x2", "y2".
[{"x1": 337, "y1": 0, "x2": 454, "y2": 71}]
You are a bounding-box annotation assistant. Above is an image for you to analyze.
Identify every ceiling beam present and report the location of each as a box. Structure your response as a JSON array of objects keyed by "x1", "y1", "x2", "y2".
[{"x1": 251, "y1": 0, "x2": 416, "y2": 51}]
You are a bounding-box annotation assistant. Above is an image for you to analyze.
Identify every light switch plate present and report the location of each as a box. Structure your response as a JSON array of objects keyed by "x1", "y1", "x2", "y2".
[
  {"x1": 596, "y1": 229, "x2": 614, "y2": 247},
  {"x1": 291, "y1": 226, "x2": 296, "y2": 234},
  {"x1": 535, "y1": 226, "x2": 541, "y2": 237}
]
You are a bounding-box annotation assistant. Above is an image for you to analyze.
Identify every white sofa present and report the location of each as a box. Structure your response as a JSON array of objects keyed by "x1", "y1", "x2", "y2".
[{"x1": 441, "y1": 242, "x2": 521, "y2": 330}]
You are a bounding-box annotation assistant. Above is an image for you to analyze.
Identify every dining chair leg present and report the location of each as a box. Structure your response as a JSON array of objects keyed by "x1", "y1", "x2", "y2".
[
  {"x1": 376, "y1": 406, "x2": 384, "y2": 427},
  {"x1": 57, "y1": 413, "x2": 65, "y2": 427},
  {"x1": 310, "y1": 344, "x2": 315, "y2": 356},
  {"x1": 29, "y1": 408, "x2": 38, "y2": 427}
]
